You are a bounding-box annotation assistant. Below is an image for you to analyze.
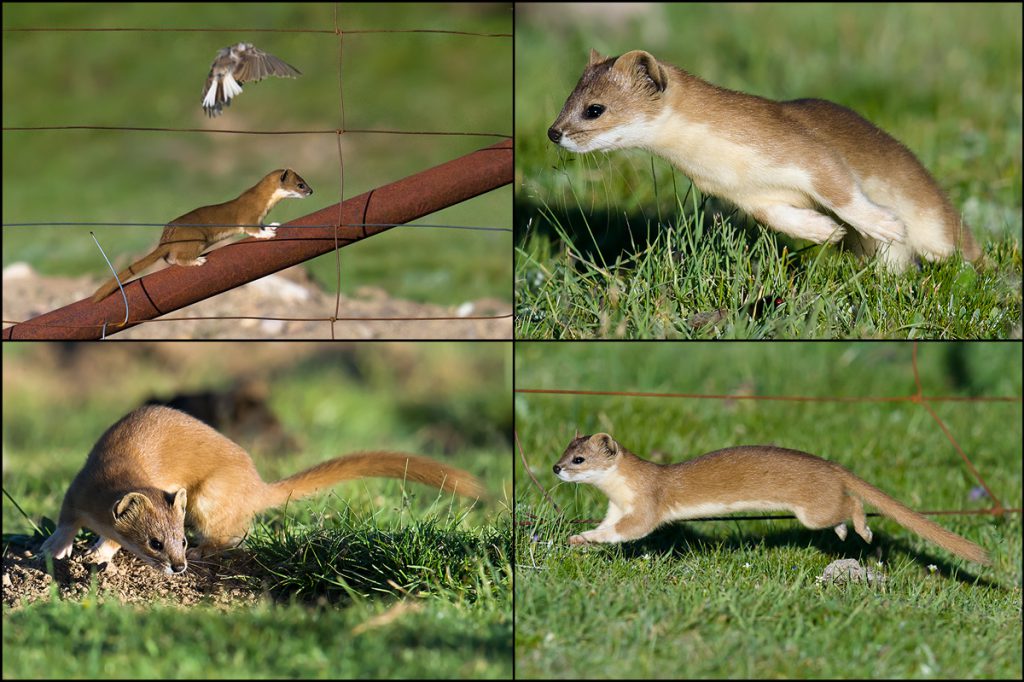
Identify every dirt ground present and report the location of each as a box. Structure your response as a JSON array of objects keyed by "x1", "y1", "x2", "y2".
[
  {"x1": 2, "y1": 264, "x2": 512, "y2": 339},
  {"x1": 3, "y1": 536, "x2": 262, "y2": 610}
]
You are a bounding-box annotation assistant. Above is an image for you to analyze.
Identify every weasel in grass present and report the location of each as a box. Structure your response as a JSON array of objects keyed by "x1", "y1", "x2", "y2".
[
  {"x1": 548, "y1": 50, "x2": 980, "y2": 271},
  {"x1": 91, "y1": 169, "x2": 312, "y2": 302},
  {"x1": 553, "y1": 433, "x2": 989, "y2": 564},
  {"x1": 40, "y1": 406, "x2": 484, "y2": 573}
]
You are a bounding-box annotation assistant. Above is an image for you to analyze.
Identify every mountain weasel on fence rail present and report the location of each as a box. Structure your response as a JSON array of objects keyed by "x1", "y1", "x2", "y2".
[
  {"x1": 91, "y1": 169, "x2": 312, "y2": 302},
  {"x1": 553, "y1": 433, "x2": 989, "y2": 564},
  {"x1": 548, "y1": 50, "x2": 980, "y2": 271},
  {"x1": 39, "y1": 406, "x2": 484, "y2": 573}
]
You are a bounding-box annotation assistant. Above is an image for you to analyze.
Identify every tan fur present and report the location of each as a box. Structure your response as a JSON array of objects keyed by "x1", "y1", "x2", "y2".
[
  {"x1": 553, "y1": 433, "x2": 989, "y2": 564},
  {"x1": 548, "y1": 50, "x2": 980, "y2": 271},
  {"x1": 40, "y1": 406, "x2": 483, "y2": 573},
  {"x1": 91, "y1": 169, "x2": 313, "y2": 302}
]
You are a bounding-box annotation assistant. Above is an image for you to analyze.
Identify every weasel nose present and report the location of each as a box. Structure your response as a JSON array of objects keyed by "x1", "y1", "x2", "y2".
[
  {"x1": 552, "y1": 464, "x2": 561, "y2": 474},
  {"x1": 547, "y1": 127, "x2": 562, "y2": 144}
]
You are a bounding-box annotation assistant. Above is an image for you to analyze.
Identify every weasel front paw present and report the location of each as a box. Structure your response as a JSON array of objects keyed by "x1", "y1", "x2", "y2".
[
  {"x1": 858, "y1": 212, "x2": 905, "y2": 244},
  {"x1": 255, "y1": 225, "x2": 278, "y2": 239},
  {"x1": 812, "y1": 224, "x2": 847, "y2": 244},
  {"x1": 568, "y1": 534, "x2": 589, "y2": 546}
]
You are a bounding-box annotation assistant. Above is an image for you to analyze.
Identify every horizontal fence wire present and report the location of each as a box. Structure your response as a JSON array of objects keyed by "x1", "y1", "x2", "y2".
[
  {"x1": 1, "y1": 9, "x2": 512, "y2": 338},
  {"x1": 516, "y1": 343, "x2": 1021, "y2": 530},
  {"x1": 4, "y1": 27, "x2": 512, "y2": 37},
  {"x1": 2, "y1": 140, "x2": 513, "y2": 338},
  {"x1": 3, "y1": 126, "x2": 511, "y2": 137},
  {"x1": 4, "y1": 222, "x2": 511, "y2": 233}
]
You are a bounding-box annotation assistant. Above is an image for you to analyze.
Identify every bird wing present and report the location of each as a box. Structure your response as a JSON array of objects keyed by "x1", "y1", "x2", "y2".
[
  {"x1": 232, "y1": 45, "x2": 302, "y2": 83},
  {"x1": 201, "y1": 45, "x2": 233, "y2": 99}
]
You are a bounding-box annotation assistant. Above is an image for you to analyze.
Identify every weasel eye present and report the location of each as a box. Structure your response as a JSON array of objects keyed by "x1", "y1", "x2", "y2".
[
  {"x1": 149, "y1": 538, "x2": 164, "y2": 551},
  {"x1": 583, "y1": 104, "x2": 605, "y2": 119},
  {"x1": 298, "y1": 183, "x2": 306, "y2": 189},
  {"x1": 572, "y1": 456, "x2": 585, "y2": 464}
]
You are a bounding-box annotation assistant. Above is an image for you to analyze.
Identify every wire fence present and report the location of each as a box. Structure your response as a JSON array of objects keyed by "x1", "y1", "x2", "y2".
[
  {"x1": 515, "y1": 343, "x2": 1021, "y2": 531},
  {"x1": 1, "y1": 6, "x2": 512, "y2": 339}
]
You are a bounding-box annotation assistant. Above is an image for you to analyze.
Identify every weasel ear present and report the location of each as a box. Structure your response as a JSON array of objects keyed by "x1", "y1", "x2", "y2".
[
  {"x1": 587, "y1": 48, "x2": 607, "y2": 66},
  {"x1": 574, "y1": 427, "x2": 580, "y2": 439},
  {"x1": 166, "y1": 488, "x2": 188, "y2": 514},
  {"x1": 613, "y1": 50, "x2": 668, "y2": 93},
  {"x1": 279, "y1": 169, "x2": 289, "y2": 183},
  {"x1": 113, "y1": 492, "x2": 155, "y2": 522},
  {"x1": 590, "y1": 433, "x2": 619, "y2": 458}
]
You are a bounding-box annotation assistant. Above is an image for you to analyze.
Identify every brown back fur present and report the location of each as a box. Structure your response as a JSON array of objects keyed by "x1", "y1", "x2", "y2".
[{"x1": 43, "y1": 406, "x2": 484, "y2": 567}]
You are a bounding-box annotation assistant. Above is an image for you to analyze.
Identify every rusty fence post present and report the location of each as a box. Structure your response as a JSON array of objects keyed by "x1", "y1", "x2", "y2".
[{"x1": 3, "y1": 139, "x2": 511, "y2": 340}]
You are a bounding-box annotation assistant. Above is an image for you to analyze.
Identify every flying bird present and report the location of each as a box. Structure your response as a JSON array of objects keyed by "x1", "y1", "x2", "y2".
[{"x1": 201, "y1": 43, "x2": 301, "y2": 117}]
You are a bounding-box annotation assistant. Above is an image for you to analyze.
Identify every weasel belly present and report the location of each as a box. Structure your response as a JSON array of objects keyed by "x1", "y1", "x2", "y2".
[{"x1": 665, "y1": 499, "x2": 800, "y2": 523}]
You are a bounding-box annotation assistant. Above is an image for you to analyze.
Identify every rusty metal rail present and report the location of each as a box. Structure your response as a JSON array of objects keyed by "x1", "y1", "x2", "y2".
[{"x1": 3, "y1": 139, "x2": 511, "y2": 340}]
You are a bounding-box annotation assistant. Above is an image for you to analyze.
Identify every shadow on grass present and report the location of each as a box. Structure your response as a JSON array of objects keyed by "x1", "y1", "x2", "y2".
[
  {"x1": 611, "y1": 524, "x2": 999, "y2": 587},
  {"x1": 246, "y1": 518, "x2": 512, "y2": 605},
  {"x1": 515, "y1": 194, "x2": 787, "y2": 266}
]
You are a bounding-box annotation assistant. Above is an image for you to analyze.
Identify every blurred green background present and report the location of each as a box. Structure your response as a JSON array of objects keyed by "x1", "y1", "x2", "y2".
[
  {"x1": 515, "y1": 342, "x2": 1022, "y2": 470},
  {"x1": 2, "y1": 3, "x2": 512, "y2": 305},
  {"x1": 4, "y1": 341, "x2": 512, "y2": 531}
]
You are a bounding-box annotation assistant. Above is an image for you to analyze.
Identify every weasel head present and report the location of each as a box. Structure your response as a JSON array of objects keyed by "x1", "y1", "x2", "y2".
[
  {"x1": 553, "y1": 432, "x2": 622, "y2": 486},
  {"x1": 548, "y1": 49, "x2": 671, "y2": 153},
  {"x1": 267, "y1": 168, "x2": 314, "y2": 200},
  {"x1": 109, "y1": 488, "x2": 188, "y2": 574}
]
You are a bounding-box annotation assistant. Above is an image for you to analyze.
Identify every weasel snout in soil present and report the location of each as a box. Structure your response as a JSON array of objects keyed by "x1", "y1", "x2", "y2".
[{"x1": 40, "y1": 406, "x2": 484, "y2": 573}]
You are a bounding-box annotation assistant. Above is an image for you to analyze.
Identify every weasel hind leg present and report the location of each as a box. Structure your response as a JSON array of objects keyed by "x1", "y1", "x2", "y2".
[
  {"x1": 813, "y1": 184, "x2": 906, "y2": 246},
  {"x1": 164, "y1": 238, "x2": 209, "y2": 267},
  {"x1": 167, "y1": 254, "x2": 207, "y2": 267},
  {"x1": 747, "y1": 204, "x2": 847, "y2": 244},
  {"x1": 849, "y1": 496, "x2": 872, "y2": 543},
  {"x1": 87, "y1": 537, "x2": 122, "y2": 564}
]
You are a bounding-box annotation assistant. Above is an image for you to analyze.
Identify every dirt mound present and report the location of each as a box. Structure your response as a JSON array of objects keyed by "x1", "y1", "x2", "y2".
[{"x1": 3, "y1": 537, "x2": 261, "y2": 610}]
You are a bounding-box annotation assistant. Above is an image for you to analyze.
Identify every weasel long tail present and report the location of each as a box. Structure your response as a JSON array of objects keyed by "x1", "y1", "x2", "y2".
[
  {"x1": 844, "y1": 476, "x2": 990, "y2": 564},
  {"x1": 92, "y1": 245, "x2": 170, "y2": 302},
  {"x1": 262, "y1": 452, "x2": 484, "y2": 510}
]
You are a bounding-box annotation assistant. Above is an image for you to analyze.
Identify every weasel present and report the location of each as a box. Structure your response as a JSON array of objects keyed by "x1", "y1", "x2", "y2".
[
  {"x1": 553, "y1": 433, "x2": 989, "y2": 564},
  {"x1": 548, "y1": 50, "x2": 980, "y2": 272},
  {"x1": 39, "y1": 406, "x2": 484, "y2": 574},
  {"x1": 91, "y1": 169, "x2": 313, "y2": 302},
  {"x1": 202, "y1": 42, "x2": 301, "y2": 117}
]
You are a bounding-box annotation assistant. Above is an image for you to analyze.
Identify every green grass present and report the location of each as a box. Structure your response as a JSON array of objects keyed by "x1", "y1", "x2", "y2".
[
  {"x1": 2, "y1": 342, "x2": 512, "y2": 678},
  {"x1": 514, "y1": 342, "x2": 1022, "y2": 678},
  {"x1": 515, "y1": 3, "x2": 1022, "y2": 338},
  {"x1": 2, "y1": 3, "x2": 512, "y2": 306},
  {"x1": 5, "y1": 589, "x2": 510, "y2": 678}
]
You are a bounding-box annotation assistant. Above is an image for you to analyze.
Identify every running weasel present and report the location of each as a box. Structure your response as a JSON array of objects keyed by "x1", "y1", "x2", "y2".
[
  {"x1": 91, "y1": 169, "x2": 313, "y2": 302},
  {"x1": 39, "y1": 406, "x2": 484, "y2": 574},
  {"x1": 548, "y1": 50, "x2": 980, "y2": 271},
  {"x1": 553, "y1": 433, "x2": 989, "y2": 564}
]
